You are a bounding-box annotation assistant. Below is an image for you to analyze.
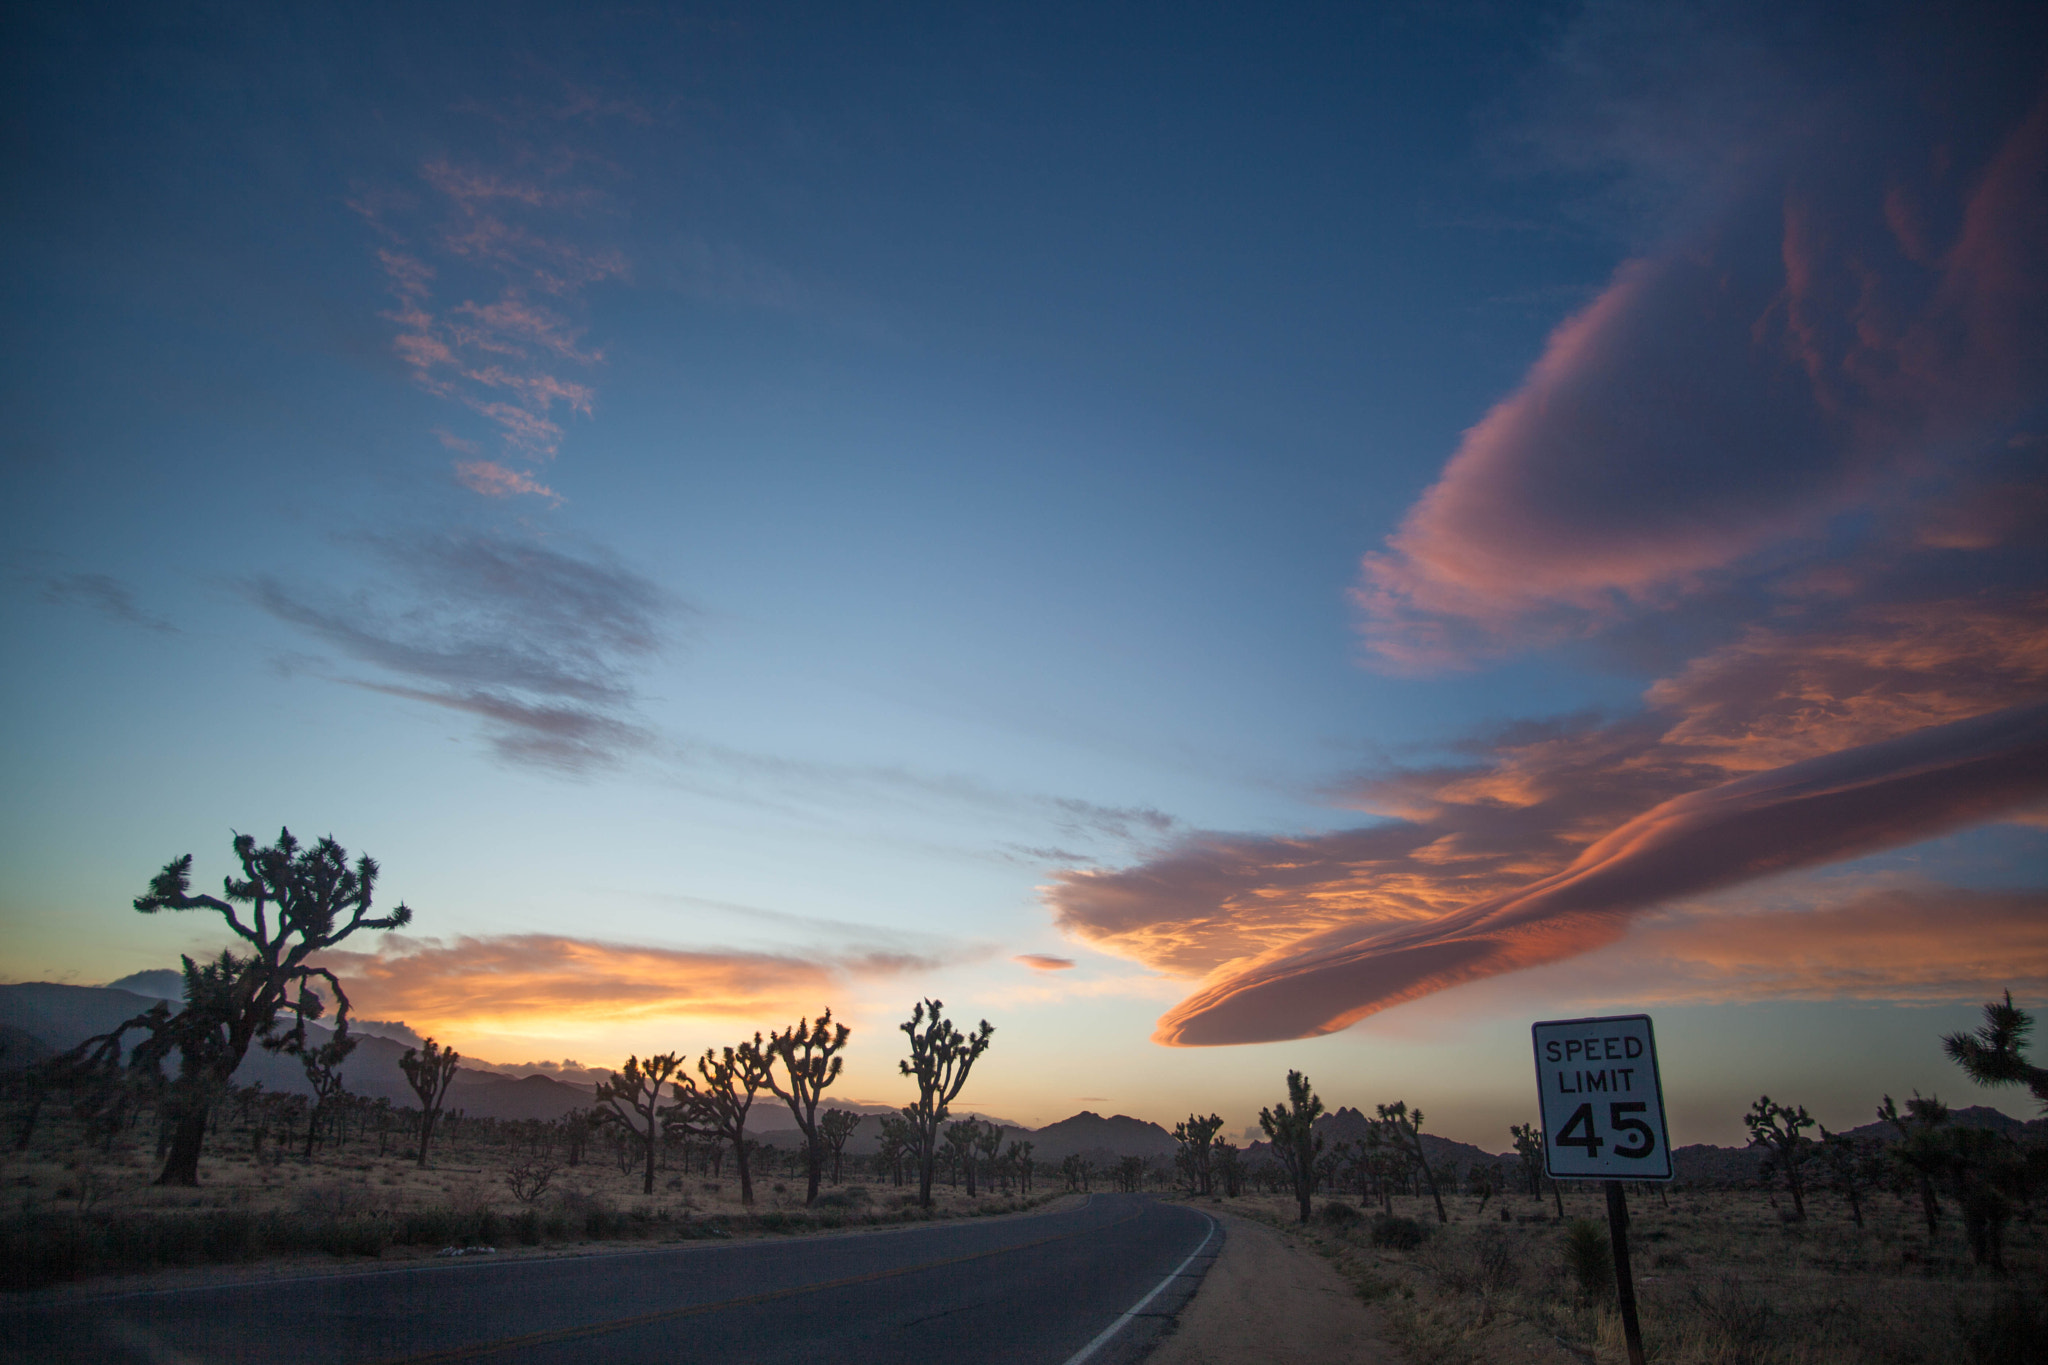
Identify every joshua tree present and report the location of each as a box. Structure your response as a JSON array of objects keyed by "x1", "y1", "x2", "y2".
[
  {"x1": 672, "y1": 1036, "x2": 773, "y2": 1205},
  {"x1": 973, "y1": 1118, "x2": 1006, "y2": 1192},
  {"x1": 899, "y1": 999, "x2": 994, "y2": 1208},
  {"x1": 944, "y1": 1120, "x2": 981, "y2": 1194},
  {"x1": 1378, "y1": 1101, "x2": 1447, "y2": 1223},
  {"x1": 75, "y1": 830, "x2": 412, "y2": 1185},
  {"x1": 1006, "y1": 1139, "x2": 1035, "y2": 1194},
  {"x1": 1260, "y1": 1070, "x2": 1324, "y2": 1224},
  {"x1": 1212, "y1": 1140, "x2": 1244, "y2": 1197},
  {"x1": 1816, "y1": 1125, "x2": 1878, "y2": 1227},
  {"x1": 297, "y1": 1021, "x2": 357, "y2": 1162},
  {"x1": 1744, "y1": 1095, "x2": 1816, "y2": 1221},
  {"x1": 595, "y1": 1053, "x2": 683, "y2": 1195},
  {"x1": 1944, "y1": 991, "x2": 2048, "y2": 1111},
  {"x1": 876, "y1": 1114, "x2": 910, "y2": 1186},
  {"x1": 1880, "y1": 1091, "x2": 1951, "y2": 1235},
  {"x1": 821, "y1": 1108, "x2": 863, "y2": 1184},
  {"x1": 400, "y1": 1038, "x2": 461, "y2": 1168},
  {"x1": 1509, "y1": 1122, "x2": 1546, "y2": 1200},
  {"x1": 1174, "y1": 1113, "x2": 1225, "y2": 1195},
  {"x1": 765, "y1": 1010, "x2": 851, "y2": 1206}
]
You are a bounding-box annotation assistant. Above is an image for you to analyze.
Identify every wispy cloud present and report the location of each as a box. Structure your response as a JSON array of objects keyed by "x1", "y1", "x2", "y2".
[
  {"x1": 251, "y1": 528, "x2": 679, "y2": 769},
  {"x1": 1148, "y1": 703, "x2": 2048, "y2": 1044},
  {"x1": 355, "y1": 139, "x2": 626, "y2": 498},
  {"x1": 1357, "y1": 10, "x2": 2048, "y2": 668},
  {"x1": 317, "y1": 933, "x2": 938, "y2": 1039},
  {"x1": 1049, "y1": 589, "x2": 2048, "y2": 1041},
  {"x1": 36, "y1": 572, "x2": 176, "y2": 633},
  {"x1": 1014, "y1": 954, "x2": 1075, "y2": 972}
]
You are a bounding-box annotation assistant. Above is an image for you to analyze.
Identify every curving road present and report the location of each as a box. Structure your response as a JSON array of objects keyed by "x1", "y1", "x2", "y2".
[{"x1": 2, "y1": 1194, "x2": 1219, "y2": 1365}]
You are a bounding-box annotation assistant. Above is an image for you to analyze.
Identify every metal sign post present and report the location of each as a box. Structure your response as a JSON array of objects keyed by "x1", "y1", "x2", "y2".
[{"x1": 1532, "y1": 1014, "x2": 1674, "y2": 1365}]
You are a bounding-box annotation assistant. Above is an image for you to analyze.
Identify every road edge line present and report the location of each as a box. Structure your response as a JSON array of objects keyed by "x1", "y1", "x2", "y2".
[{"x1": 1058, "y1": 1210, "x2": 1217, "y2": 1365}]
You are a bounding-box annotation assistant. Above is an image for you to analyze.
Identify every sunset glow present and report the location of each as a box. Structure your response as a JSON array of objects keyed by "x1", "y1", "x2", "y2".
[{"x1": 3, "y1": 0, "x2": 2042, "y2": 1150}]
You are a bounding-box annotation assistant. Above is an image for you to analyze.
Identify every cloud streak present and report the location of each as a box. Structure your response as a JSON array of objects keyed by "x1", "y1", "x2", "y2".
[
  {"x1": 1149, "y1": 703, "x2": 2048, "y2": 1044},
  {"x1": 356, "y1": 139, "x2": 626, "y2": 497},
  {"x1": 253, "y1": 529, "x2": 678, "y2": 769},
  {"x1": 317, "y1": 933, "x2": 938, "y2": 1039},
  {"x1": 37, "y1": 572, "x2": 176, "y2": 633}
]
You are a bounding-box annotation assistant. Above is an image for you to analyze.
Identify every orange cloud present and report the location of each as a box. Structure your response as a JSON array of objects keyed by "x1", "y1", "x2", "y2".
[
  {"x1": 1148, "y1": 703, "x2": 2048, "y2": 1044},
  {"x1": 316, "y1": 934, "x2": 934, "y2": 1040},
  {"x1": 1014, "y1": 954, "x2": 1076, "y2": 971},
  {"x1": 1604, "y1": 884, "x2": 2048, "y2": 1006}
]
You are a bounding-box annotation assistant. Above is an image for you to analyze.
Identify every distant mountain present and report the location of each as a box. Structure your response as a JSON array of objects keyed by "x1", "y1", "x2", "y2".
[
  {"x1": 103, "y1": 969, "x2": 184, "y2": 1000},
  {"x1": 1016, "y1": 1111, "x2": 1178, "y2": 1162},
  {"x1": 1228, "y1": 1106, "x2": 1516, "y2": 1179},
  {"x1": 1838, "y1": 1105, "x2": 2046, "y2": 1143},
  {"x1": 0, "y1": 982, "x2": 588, "y2": 1121}
]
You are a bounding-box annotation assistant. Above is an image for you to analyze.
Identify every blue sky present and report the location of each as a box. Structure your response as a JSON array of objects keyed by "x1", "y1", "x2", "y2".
[{"x1": 4, "y1": 0, "x2": 2045, "y2": 1146}]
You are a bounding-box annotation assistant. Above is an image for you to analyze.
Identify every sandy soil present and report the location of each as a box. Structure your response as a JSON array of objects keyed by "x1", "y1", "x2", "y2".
[{"x1": 1151, "y1": 1208, "x2": 1405, "y2": 1365}]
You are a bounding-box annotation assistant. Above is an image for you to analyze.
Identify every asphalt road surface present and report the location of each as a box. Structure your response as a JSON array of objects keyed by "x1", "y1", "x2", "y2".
[{"x1": 1, "y1": 1193, "x2": 1220, "y2": 1365}]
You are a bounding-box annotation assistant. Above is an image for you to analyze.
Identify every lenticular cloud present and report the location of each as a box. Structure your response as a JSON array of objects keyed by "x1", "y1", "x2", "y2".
[{"x1": 1152, "y1": 703, "x2": 2048, "y2": 1045}]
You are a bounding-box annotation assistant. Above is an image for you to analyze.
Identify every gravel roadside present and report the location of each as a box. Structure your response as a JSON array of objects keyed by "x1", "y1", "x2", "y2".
[{"x1": 1148, "y1": 1208, "x2": 1406, "y2": 1365}]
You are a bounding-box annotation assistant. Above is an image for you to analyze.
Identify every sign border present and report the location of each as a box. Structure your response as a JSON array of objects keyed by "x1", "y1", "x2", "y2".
[{"x1": 1530, "y1": 1012, "x2": 1674, "y2": 1182}]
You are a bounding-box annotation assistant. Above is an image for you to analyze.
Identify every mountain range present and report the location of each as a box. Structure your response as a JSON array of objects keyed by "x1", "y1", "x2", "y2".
[{"x1": 6, "y1": 982, "x2": 2038, "y2": 1167}]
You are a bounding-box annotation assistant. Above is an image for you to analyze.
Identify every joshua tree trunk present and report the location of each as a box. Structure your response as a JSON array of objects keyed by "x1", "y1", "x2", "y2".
[{"x1": 158, "y1": 1104, "x2": 210, "y2": 1187}]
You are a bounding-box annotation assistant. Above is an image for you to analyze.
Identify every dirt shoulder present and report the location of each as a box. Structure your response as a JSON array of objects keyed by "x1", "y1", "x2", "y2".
[{"x1": 1151, "y1": 1206, "x2": 1405, "y2": 1365}]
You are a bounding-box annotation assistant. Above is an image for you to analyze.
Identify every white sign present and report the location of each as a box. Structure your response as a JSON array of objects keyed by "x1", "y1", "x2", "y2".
[{"x1": 1531, "y1": 1013, "x2": 1673, "y2": 1181}]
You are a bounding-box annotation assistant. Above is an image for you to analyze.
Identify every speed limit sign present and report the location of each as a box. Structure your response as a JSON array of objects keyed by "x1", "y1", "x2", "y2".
[{"x1": 1531, "y1": 1014, "x2": 1674, "y2": 1181}]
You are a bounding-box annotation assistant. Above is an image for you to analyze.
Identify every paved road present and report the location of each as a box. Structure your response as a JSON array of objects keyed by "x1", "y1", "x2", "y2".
[{"x1": 1, "y1": 1194, "x2": 1219, "y2": 1365}]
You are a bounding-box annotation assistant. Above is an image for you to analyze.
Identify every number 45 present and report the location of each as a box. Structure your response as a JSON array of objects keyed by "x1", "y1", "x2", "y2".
[{"x1": 1555, "y1": 1102, "x2": 1656, "y2": 1159}]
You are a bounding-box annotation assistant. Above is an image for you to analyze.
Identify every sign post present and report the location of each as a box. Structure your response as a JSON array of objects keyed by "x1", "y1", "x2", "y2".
[{"x1": 1531, "y1": 1014, "x2": 1673, "y2": 1365}]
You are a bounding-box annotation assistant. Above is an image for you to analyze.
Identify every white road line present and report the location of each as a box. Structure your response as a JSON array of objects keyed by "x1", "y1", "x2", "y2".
[{"x1": 1058, "y1": 1211, "x2": 1217, "y2": 1365}]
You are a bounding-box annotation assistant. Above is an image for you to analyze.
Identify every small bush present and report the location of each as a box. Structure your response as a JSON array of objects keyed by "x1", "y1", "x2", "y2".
[
  {"x1": 1371, "y1": 1213, "x2": 1429, "y2": 1249},
  {"x1": 1687, "y1": 1276, "x2": 1775, "y2": 1365},
  {"x1": 1562, "y1": 1219, "x2": 1611, "y2": 1297},
  {"x1": 1319, "y1": 1200, "x2": 1363, "y2": 1226}
]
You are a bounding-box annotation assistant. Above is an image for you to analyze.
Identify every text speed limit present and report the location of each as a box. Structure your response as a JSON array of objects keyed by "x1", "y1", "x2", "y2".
[{"x1": 1530, "y1": 1014, "x2": 1674, "y2": 1181}]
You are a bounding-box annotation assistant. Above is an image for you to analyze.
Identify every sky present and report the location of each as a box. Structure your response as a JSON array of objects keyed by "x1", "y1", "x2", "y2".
[{"x1": 3, "y1": 0, "x2": 2045, "y2": 1149}]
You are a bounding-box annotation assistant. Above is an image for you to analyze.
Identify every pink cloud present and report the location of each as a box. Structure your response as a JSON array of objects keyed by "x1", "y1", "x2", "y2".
[
  {"x1": 455, "y1": 460, "x2": 560, "y2": 503},
  {"x1": 1015, "y1": 954, "x2": 1076, "y2": 972},
  {"x1": 1357, "y1": 80, "x2": 2048, "y2": 668}
]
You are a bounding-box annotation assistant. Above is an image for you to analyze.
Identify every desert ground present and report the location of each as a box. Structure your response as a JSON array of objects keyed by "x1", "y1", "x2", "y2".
[
  {"x1": 0, "y1": 1104, "x2": 1058, "y2": 1296},
  {"x1": 1156, "y1": 1185, "x2": 2040, "y2": 1365}
]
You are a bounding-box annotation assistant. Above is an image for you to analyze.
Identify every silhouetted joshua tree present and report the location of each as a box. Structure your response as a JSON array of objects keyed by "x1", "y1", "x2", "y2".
[
  {"x1": 1260, "y1": 1069, "x2": 1324, "y2": 1224},
  {"x1": 1879, "y1": 1091, "x2": 1950, "y2": 1235},
  {"x1": 1379, "y1": 1101, "x2": 1447, "y2": 1224},
  {"x1": 1744, "y1": 1095, "x2": 1816, "y2": 1221},
  {"x1": 297, "y1": 1020, "x2": 357, "y2": 1162},
  {"x1": 75, "y1": 829, "x2": 412, "y2": 1185},
  {"x1": 1944, "y1": 990, "x2": 2048, "y2": 1111},
  {"x1": 1174, "y1": 1113, "x2": 1224, "y2": 1195},
  {"x1": 766, "y1": 1010, "x2": 851, "y2": 1206},
  {"x1": 821, "y1": 1108, "x2": 863, "y2": 1184},
  {"x1": 672, "y1": 1035, "x2": 773, "y2": 1205},
  {"x1": 899, "y1": 998, "x2": 994, "y2": 1208},
  {"x1": 944, "y1": 1120, "x2": 981, "y2": 1194},
  {"x1": 595, "y1": 1053, "x2": 683, "y2": 1195},
  {"x1": 400, "y1": 1038, "x2": 460, "y2": 1168}
]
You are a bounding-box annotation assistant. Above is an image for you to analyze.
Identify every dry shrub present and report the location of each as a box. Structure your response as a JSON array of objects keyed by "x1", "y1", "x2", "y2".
[
  {"x1": 1562, "y1": 1219, "x2": 1611, "y2": 1297},
  {"x1": 1685, "y1": 1276, "x2": 1777, "y2": 1365}
]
